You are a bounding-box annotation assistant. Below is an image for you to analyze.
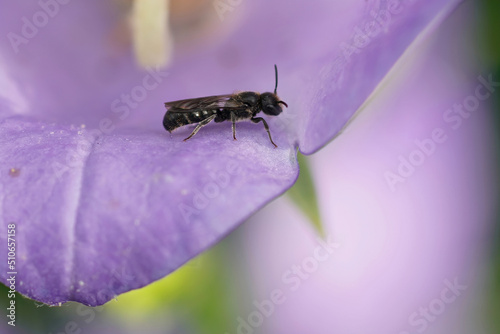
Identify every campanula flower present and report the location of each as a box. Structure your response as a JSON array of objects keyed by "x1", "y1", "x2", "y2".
[{"x1": 0, "y1": 0, "x2": 463, "y2": 306}]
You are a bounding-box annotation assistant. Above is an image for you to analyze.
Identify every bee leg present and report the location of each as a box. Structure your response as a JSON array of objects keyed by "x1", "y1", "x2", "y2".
[
  {"x1": 183, "y1": 114, "x2": 216, "y2": 141},
  {"x1": 250, "y1": 117, "x2": 277, "y2": 148},
  {"x1": 231, "y1": 112, "x2": 237, "y2": 140}
]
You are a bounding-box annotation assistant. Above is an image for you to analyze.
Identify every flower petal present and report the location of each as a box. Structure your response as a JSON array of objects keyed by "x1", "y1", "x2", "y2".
[
  {"x1": 0, "y1": 116, "x2": 297, "y2": 305},
  {"x1": 241, "y1": 3, "x2": 496, "y2": 332},
  {"x1": 294, "y1": 0, "x2": 462, "y2": 154},
  {"x1": 0, "y1": 0, "x2": 463, "y2": 307}
]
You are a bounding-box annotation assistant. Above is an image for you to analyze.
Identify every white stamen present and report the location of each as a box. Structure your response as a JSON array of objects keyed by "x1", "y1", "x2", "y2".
[{"x1": 132, "y1": 0, "x2": 172, "y2": 68}]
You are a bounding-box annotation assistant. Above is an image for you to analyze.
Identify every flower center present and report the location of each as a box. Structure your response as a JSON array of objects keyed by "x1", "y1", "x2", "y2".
[
  {"x1": 117, "y1": 0, "x2": 215, "y2": 68},
  {"x1": 132, "y1": 0, "x2": 172, "y2": 68}
]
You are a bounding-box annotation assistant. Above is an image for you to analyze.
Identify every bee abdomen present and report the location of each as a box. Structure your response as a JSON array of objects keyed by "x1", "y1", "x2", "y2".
[{"x1": 163, "y1": 110, "x2": 216, "y2": 132}]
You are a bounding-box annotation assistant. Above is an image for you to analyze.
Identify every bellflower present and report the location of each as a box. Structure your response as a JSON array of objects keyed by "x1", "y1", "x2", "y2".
[
  {"x1": 0, "y1": 0, "x2": 462, "y2": 306},
  {"x1": 242, "y1": 4, "x2": 497, "y2": 333}
]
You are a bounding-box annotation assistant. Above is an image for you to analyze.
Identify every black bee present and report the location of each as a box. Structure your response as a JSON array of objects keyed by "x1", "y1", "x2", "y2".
[{"x1": 163, "y1": 65, "x2": 288, "y2": 148}]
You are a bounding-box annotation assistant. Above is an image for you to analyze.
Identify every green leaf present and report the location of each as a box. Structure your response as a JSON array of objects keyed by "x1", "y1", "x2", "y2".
[{"x1": 287, "y1": 152, "x2": 325, "y2": 237}]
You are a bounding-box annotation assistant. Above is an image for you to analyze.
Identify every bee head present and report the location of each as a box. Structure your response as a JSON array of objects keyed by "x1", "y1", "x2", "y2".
[
  {"x1": 261, "y1": 92, "x2": 288, "y2": 116},
  {"x1": 261, "y1": 64, "x2": 288, "y2": 116}
]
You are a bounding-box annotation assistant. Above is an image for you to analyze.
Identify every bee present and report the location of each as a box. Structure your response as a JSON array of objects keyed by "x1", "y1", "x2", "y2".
[{"x1": 163, "y1": 65, "x2": 288, "y2": 148}]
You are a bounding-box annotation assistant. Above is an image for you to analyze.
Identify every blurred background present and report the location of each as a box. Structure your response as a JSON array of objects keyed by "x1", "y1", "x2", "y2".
[{"x1": 1, "y1": 0, "x2": 499, "y2": 333}]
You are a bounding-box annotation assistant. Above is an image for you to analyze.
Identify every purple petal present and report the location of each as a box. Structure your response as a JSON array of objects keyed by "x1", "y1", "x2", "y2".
[
  {"x1": 294, "y1": 0, "x2": 462, "y2": 154},
  {"x1": 0, "y1": 1, "x2": 462, "y2": 135},
  {"x1": 0, "y1": 0, "x2": 461, "y2": 306},
  {"x1": 0, "y1": 1, "x2": 299, "y2": 305},
  {"x1": 0, "y1": 116, "x2": 297, "y2": 306},
  {"x1": 241, "y1": 5, "x2": 496, "y2": 332}
]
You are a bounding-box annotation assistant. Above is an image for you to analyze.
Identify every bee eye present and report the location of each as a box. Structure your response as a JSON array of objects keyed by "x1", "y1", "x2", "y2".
[{"x1": 263, "y1": 104, "x2": 283, "y2": 116}]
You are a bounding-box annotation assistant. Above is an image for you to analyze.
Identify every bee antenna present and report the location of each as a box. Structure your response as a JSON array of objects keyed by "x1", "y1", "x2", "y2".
[{"x1": 274, "y1": 64, "x2": 279, "y2": 95}]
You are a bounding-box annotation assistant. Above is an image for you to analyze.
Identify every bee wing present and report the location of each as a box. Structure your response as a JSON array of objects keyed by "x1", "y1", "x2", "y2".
[{"x1": 164, "y1": 95, "x2": 245, "y2": 113}]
